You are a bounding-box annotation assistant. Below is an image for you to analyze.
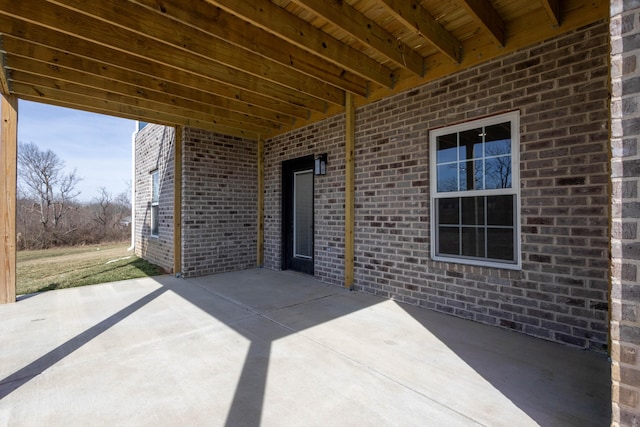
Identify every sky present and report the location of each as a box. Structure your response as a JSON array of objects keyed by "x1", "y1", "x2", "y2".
[{"x1": 17, "y1": 100, "x2": 136, "y2": 203}]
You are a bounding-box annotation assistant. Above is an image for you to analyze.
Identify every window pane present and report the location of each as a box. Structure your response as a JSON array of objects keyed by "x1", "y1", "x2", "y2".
[
  {"x1": 485, "y1": 155, "x2": 512, "y2": 189},
  {"x1": 485, "y1": 122, "x2": 511, "y2": 155},
  {"x1": 460, "y1": 160, "x2": 481, "y2": 191},
  {"x1": 437, "y1": 133, "x2": 458, "y2": 164},
  {"x1": 461, "y1": 227, "x2": 485, "y2": 258},
  {"x1": 485, "y1": 139, "x2": 511, "y2": 157},
  {"x1": 459, "y1": 128, "x2": 482, "y2": 161},
  {"x1": 474, "y1": 137, "x2": 484, "y2": 158},
  {"x1": 152, "y1": 171, "x2": 159, "y2": 203},
  {"x1": 438, "y1": 198, "x2": 459, "y2": 225},
  {"x1": 487, "y1": 195, "x2": 514, "y2": 226},
  {"x1": 437, "y1": 164, "x2": 458, "y2": 192},
  {"x1": 151, "y1": 205, "x2": 159, "y2": 236},
  {"x1": 438, "y1": 226, "x2": 459, "y2": 256},
  {"x1": 487, "y1": 228, "x2": 514, "y2": 261},
  {"x1": 462, "y1": 197, "x2": 485, "y2": 225},
  {"x1": 474, "y1": 159, "x2": 484, "y2": 190}
]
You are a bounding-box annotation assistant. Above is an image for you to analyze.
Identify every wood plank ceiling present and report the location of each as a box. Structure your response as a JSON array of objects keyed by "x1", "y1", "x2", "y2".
[{"x1": 0, "y1": 0, "x2": 607, "y2": 140}]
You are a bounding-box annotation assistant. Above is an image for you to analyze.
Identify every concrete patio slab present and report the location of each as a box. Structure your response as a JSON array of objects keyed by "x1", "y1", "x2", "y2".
[{"x1": 0, "y1": 269, "x2": 610, "y2": 426}]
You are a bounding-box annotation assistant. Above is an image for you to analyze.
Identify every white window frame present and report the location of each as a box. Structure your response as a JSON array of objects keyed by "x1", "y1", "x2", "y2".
[
  {"x1": 429, "y1": 111, "x2": 521, "y2": 270},
  {"x1": 150, "y1": 170, "x2": 159, "y2": 237}
]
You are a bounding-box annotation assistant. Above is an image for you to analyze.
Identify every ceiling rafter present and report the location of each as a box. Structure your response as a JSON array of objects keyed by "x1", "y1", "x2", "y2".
[
  {"x1": 14, "y1": 85, "x2": 262, "y2": 140},
  {"x1": 0, "y1": 48, "x2": 9, "y2": 95},
  {"x1": 288, "y1": 0, "x2": 424, "y2": 76},
  {"x1": 457, "y1": 0, "x2": 505, "y2": 47},
  {"x1": 46, "y1": 0, "x2": 346, "y2": 105},
  {"x1": 6, "y1": 57, "x2": 284, "y2": 132},
  {"x1": 131, "y1": 0, "x2": 368, "y2": 97},
  {"x1": 10, "y1": 73, "x2": 274, "y2": 136},
  {"x1": 0, "y1": 20, "x2": 310, "y2": 122},
  {"x1": 540, "y1": 0, "x2": 561, "y2": 27},
  {"x1": 205, "y1": 0, "x2": 397, "y2": 89},
  {"x1": 377, "y1": 0, "x2": 462, "y2": 64},
  {"x1": 0, "y1": 1, "x2": 330, "y2": 114},
  {"x1": 0, "y1": 0, "x2": 608, "y2": 139},
  {"x1": 3, "y1": 39, "x2": 295, "y2": 126}
]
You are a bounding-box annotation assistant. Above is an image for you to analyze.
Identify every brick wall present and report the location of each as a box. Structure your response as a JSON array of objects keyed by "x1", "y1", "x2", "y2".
[
  {"x1": 135, "y1": 126, "x2": 258, "y2": 276},
  {"x1": 611, "y1": 2, "x2": 640, "y2": 425},
  {"x1": 134, "y1": 124, "x2": 175, "y2": 271},
  {"x1": 265, "y1": 114, "x2": 346, "y2": 285},
  {"x1": 180, "y1": 128, "x2": 257, "y2": 277},
  {"x1": 265, "y1": 21, "x2": 610, "y2": 350}
]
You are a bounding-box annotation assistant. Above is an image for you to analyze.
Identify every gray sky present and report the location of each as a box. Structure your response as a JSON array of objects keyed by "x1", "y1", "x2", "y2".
[{"x1": 17, "y1": 100, "x2": 136, "y2": 202}]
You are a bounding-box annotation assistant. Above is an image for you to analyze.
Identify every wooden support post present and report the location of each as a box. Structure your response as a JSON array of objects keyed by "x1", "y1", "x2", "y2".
[
  {"x1": 257, "y1": 137, "x2": 265, "y2": 267},
  {"x1": 173, "y1": 126, "x2": 182, "y2": 276},
  {"x1": 0, "y1": 94, "x2": 17, "y2": 304},
  {"x1": 345, "y1": 93, "x2": 355, "y2": 289}
]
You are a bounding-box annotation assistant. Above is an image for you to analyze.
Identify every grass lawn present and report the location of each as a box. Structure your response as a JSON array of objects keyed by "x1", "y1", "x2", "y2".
[{"x1": 17, "y1": 243, "x2": 162, "y2": 295}]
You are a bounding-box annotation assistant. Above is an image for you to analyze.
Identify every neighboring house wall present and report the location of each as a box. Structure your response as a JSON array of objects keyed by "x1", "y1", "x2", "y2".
[
  {"x1": 611, "y1": 2, "x2": 640, "y2": 425},
  {"x1": 180, "y1": 128, "x2": 258, "y2": 277},
  {"x1": 134, "y1": 124, "x2": 175, "y2": 272},
  {"x1": 265, "y1": 21, "x2": 610, "y2": 350}
]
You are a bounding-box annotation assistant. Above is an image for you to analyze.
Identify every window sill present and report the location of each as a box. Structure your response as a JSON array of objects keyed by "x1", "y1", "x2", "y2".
[{"x1": 431, "y1": 254, "x2": 522, "y2": 271}]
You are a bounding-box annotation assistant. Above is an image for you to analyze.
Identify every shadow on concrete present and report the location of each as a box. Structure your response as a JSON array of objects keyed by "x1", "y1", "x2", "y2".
[
  {"x1": 0, "y1": 269, "x2": 611, "y2": 426},
  {"x1": 395, "y1": 302, "x2": 611, "y2": 426},
  {"x1": 166, "y1": 269, "x2": 611, "y2": 426},
  {"x1": 0, "y1": 270, "x2": 378, "y2": 425},
  {"x1": 0, "y1": 287, "x2": 167, "y2": 400},
  {"x1": 179, "y1": 270, "x2": 382, "y2": 426}
]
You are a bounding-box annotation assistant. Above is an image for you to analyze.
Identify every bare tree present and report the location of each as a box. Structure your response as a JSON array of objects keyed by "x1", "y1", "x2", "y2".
[
  {"x1": 91, "y1": 186, "x2": 112, "y2": 238},
  {"x1": 18, "y1": 142, "x2": 81, "y2": 248},
  {"x1": 484, "y1": 141, "x2": 512, "y2": 189},
  {"x1": 116, "y1": 180, "x2": 131, "y2": 208}
]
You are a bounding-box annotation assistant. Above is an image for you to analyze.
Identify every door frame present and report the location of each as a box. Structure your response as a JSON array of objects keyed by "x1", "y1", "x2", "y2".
[{"x1": 281, "y1": 155, "x2": 315, "y2": 274}]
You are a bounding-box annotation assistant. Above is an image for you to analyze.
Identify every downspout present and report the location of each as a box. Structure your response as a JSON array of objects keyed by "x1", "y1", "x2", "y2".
[{"x1": 128, "y1": 122, "x2": 138, "y2": 251}]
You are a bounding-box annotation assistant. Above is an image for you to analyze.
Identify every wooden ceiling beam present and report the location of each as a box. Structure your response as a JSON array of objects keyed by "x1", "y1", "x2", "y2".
[
  {"x1": 206, "y1": 0, "x2": 396, "y2": 89},
  {"x1": 0, "y1": 35, "x2": 9, "y2": 95},
  {"x1": 9, "y1": 73, "x2": 275, "y2": 136},
  {"x1": 457, "y1": 0, "x2": 506, "y2": 46},
  {"x1": 0, "y1": 51, "x2": 9, "y2": 95},
  {"x1": 46, "y1": 0, "x2": 347, "y2": 104},
  {"x1": 0, "y1": 17, "x2": 312, "y2": 120},
  {"x1": 0, "y1": 1, "x2": 330, "y2": 112},
  {"x1": 540, "y1": 0, "x2": 561, "y2": 27},
  {"x1": 131, "y1": 0, "x2": 368, "y2": 97},
  {"x1": 289, "y1": 0, "x2": 424, "y2": 76},
  {"x1": 3, "y1": 37, "x2": 295, "y2": 126},
  {"x1": 6, "y1": 59, "x2": 283, "y2": 132},
  {"x1": 17, "y1": 92, "x2": 261, "y2": 140},
  {"x1": 377, "y1": 0, "x2": 461, "y2": 64}
]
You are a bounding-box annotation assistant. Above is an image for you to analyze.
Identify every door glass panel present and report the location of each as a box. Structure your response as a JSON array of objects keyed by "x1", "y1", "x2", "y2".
[{"x1": 294, "y1": 170, "x2": 313, "y2": 259}]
